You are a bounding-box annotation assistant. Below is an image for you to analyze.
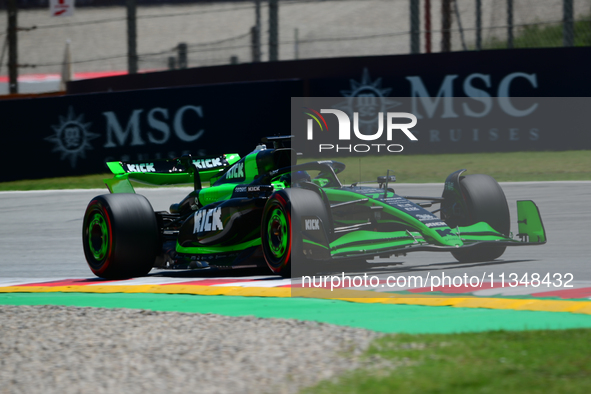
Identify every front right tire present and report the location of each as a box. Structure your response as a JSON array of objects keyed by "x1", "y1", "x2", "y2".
[{"x1": 447, "y1": 174, "x2": 510, "y2": 263}]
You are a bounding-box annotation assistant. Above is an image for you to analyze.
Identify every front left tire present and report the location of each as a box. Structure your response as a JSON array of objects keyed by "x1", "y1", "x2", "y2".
[{"x1": 261, "y1": 188, "x2": 329, "y2": 278}]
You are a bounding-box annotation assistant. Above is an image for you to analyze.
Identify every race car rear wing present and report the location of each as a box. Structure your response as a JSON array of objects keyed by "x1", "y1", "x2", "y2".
[{"x1": 104, "y1": 153, "x2": 241, "y2": 194}]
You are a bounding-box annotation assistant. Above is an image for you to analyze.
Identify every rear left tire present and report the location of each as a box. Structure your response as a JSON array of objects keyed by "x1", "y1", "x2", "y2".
[{"x1": 82, "y1": 194, "x2": 160, "y2": 279}]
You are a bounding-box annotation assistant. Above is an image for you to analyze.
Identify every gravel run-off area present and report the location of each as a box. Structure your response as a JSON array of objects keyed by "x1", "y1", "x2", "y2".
[{"x1": 0, "y1": 304, "x2": 384, "y2": 394}]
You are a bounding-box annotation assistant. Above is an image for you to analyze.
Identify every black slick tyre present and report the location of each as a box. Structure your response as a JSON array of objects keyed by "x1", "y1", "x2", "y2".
[
  {"x1": 82, "y1": 194, "x2": 159, "y2": 279},
  {"x1": 449, "y1": 174, "x2": 510, "y2": 263}
]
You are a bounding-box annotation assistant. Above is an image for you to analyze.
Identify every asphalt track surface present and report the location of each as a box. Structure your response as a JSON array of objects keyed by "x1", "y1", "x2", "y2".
[{"x1": 0, "y1": 181, "x2": 590, "y2": 284}]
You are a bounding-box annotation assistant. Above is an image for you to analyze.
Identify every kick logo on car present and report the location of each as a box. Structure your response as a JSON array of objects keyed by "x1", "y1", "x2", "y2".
[
  {"x1": 125, "y1": 163, "x2": 156, "y2": 173},
  {"x1": 193, "y1": 207, "x2": 224, "y2": 233},
  {"x1": 193, "y1": 156, "x2": 227, "y2": 169},
  {"x1": 226, "y1": 162, "x2": 245, "y2": 180},
  {"x1": 305, "y1": 219, "x2": 320, "y2": 231}
]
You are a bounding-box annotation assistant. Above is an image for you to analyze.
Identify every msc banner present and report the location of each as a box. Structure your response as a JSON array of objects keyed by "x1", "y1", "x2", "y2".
[{"x1": 0, "y1": 80, "x2": 302, "y2": 182}]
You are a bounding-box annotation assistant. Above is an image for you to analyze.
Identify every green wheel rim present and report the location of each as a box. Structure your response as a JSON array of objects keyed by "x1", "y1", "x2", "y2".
[
  {"x1": 267, "y1": 207, "x2": 288, "y2": 259},
  {"x1": 88, "y1": 212, "x2": 109, "y2": 261}
]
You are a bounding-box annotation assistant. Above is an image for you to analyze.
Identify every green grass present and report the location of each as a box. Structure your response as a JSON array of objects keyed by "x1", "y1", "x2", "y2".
[
  {"x1": 321, "y1": 150, "x2": 591, "y2": 185},
  {"x1": 1, "y1": 151, "x2": 589, "y2": 191},
  {"x1": 304, "y1": 329, "x2": 591, "y2": 394},
  {"x1": 485, "y1": 18, "x2": 591, "y2": 49}
]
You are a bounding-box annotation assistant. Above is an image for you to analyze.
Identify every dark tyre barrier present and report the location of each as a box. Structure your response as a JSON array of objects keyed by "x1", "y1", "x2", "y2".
[{"x1": 82, "y1": 194, "x2": 159, "y2": 279}]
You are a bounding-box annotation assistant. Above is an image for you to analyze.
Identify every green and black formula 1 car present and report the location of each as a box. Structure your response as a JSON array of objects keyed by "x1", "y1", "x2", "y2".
[{"x1": 82, "y1": 136, "x2": 546, "y2": 279}]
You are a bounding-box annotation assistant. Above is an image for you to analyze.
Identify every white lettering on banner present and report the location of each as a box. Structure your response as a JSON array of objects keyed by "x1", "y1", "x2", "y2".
[
  {"x1": 226, "y1": 162, "x2": 245, "y2": 179},
  {"x1": 422, "y1": 127, "x2": 540, "y2": 143},
  {"x1": 193, "y1": 208, "x2": 223, "y2": 234},
  {"x1": 497, "y1": 73, "x2": 539, "y2": 117},
  {"x1": 174, "y1": 105, "x2": 205, "y2": 142},
  {"x1": 103, "y1": 105, "x2": 205, "y2": 148},
  {"x1": 147, "y1": 108, "x2": 170, "y2": 144},
  {"x1": 490, "y1": 128, "x2": 499, "y2": 141},
  {"x1": 430, "y1": 130, "x2": 440, "y2": 142},
  {"x1": 305, "y1": 219, "x2": 320, "y2": 230},
  {"x1": 405, "y1": 72, "x2": 538, "y2": 118},
  {"x1": 406, "y1": 75, "x2": 459, "y2": 119},
  {"x1": 103, "y1": 110, "x2": 145, "y2": 147},
  {"x1": 450, "y1": 129, "x2": 461, "y2": 142},
  {"x1": 463, "y1": 73, "x2": 492, "y2": 118}
]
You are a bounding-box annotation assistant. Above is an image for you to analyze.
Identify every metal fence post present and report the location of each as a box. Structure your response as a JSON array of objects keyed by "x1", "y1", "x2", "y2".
[
  {"x1": 507, "y1": 0, "x2": 513, "y2": 49},
  {"x1": 441, "y1": 0, "x2": 452, "y2": 52},
  {"x1": 269, "y1": 0, "x2": 279, "y2": 61},
  {"x1": 425, "y1": 0, "x2": 431, "y2": 53},
  {"x1": 253, "y1": 0, "x2": 261, "y2": 62},
  {"x1": 294, "y1": 28, "x2": 299, "y2": 60},
  {"x1": 251, "y1": 26, "x2": 260, "y2": 63},
  {"x1": 177, "y1": 43, "x2": 187, "y2": 69},
  {"x1": 126, "y1": 0, "x2": 138, "y2": 74},
  {"x1": 563, "y1": 0, "x2": 574, "y2": 47},
  {"x1": 410, "y1": 0, "x2": 420, "y2": 54},
  {"x1": 476, "y1": 0, "x2": 482, "y2": 50},
  {"x1": 168, "y1": 56, "x2": 176, "y2": 70},
  {"x1": 453, "y1": 0, "x2": 467, "y2": 50},
  {"x1": 7, "y1": 0, "x2": 18, "y2": 93}
]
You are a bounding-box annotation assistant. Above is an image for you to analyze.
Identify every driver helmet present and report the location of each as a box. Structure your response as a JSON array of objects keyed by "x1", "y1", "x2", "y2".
[{"x1": 291, "y1": 170, "x2": 311, "y2": 185}]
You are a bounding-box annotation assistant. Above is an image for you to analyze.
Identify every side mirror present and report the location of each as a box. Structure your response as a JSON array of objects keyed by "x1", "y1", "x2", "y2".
[{"x1": 378, "y1": 175, "x2": 396, "y2": 188}]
